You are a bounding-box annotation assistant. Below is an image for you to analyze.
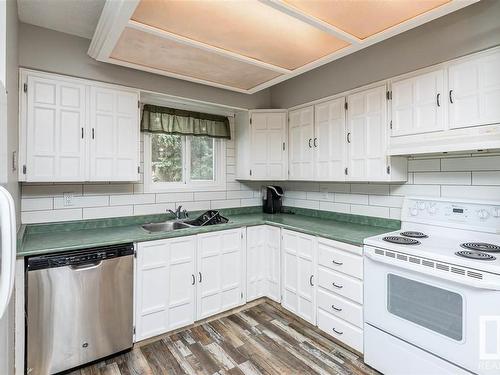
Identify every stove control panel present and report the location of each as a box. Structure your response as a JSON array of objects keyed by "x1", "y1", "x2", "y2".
[{"x1": 402, "y1": 197, "x2": 500, "y2": 233}]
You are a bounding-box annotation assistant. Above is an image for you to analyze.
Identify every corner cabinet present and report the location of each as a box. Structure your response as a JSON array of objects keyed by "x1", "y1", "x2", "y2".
[
  {"x1": 19, "y1": 69, "x2": 140, "y2": 182},
  {"x1": 235, "y1": 110, "x2": 287, "y2": 180}
]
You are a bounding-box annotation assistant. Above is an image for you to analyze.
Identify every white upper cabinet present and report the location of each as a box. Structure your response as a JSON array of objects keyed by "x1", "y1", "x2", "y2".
[
  {"x1": 288, "y1": 106, "x2": 314, "y2": 180},
  {"x1": 347, "y1": 85, "x2": 392, "y2": 181},
  {"x1": 89, "y1": 86, "x2": 139, "y2": 181},
  {"x1": 25, "y1": 75, "x2": 86, "y2": 182},
  {"x1": 19, "y1": 70, "x2": 140, "y2": 182},
  {"x1": 391, "y1": 69, "x2": 445, "y2": 136},
  {"x1": 448, "y1": 48, "x2": 500, "y2": 129},
  {"x1": 249, "y1": 110, "x2": 287, "y2": 180},
  {"x1": 314, "y1": 98, "x2": 346, "y2": 181}
]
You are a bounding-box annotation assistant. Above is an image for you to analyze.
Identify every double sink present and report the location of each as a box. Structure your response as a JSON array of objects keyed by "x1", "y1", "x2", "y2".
[{"x1": 141, "y1": 219, "x2": 196, "y2": 233}]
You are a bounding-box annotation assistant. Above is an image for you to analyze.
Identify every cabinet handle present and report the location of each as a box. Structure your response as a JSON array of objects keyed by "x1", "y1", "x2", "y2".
[
  {"x1": 191, "y1": 274, "x2": 195, "y2": 285},
  {"x1": 332, "y1": 282, "x2": 343, "y2": 289},
  {"x1": 436, "y1": 93, "x2": 441, "y2": 107},
  {"x1": 332, "y1": 328, "x2": 344, "y2": 335},
  {"x1": 332, "y1": 305, "x2": 342, "y2": 312},
  {"x1": 92, "y1": 128, "x2": 95, "y2": 139},
  {"x1": 331, "y1": 259, "x2": 343, "y2": 266},
  {"x1": 81, "y1": 128, "x2": 84, "y2": 139},
  {"x1": 347, "y1": 132, "x2": 351, "y2": 143},
  {"x1": 308, "y1": 138, "x2": 312, "y2": 148},
  {"x1": 198, "y1": 272, "x2": 202, "y2": 283},
  {"x1": 313, "y1": 138, "x2": 318, "y2": 147},
  {"x1": 449, "y1": 90, "x2": 454, "y2": 104},
  {"x1": 309, "y1": 275, "x2": 314, "y2": 286}
]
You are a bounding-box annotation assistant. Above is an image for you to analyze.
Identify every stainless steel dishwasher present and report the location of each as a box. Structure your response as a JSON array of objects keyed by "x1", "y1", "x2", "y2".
[{"x1": 26, "y1": 243, "x2": 134, "y2": 375}]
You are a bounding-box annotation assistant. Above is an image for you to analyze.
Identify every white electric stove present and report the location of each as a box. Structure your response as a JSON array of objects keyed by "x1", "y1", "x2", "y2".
[{"x1": 363, "y1": 197, "x2": 500, "y2": 375}]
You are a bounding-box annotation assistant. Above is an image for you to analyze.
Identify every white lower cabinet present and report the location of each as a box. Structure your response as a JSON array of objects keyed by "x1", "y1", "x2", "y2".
[
  {"x1": 281, "y1": 229, "x2": 317, "y2": 325},
  {"x1": 197, "y1": 228, "x2": 245, "y2": 320},
  {"x1": 315, "y1": 237, "x2": 364, "y2": 353},
  {"x1": 135, "y1": 235, "x2": 197, "y2": 341},
  {"x1": 135, "y1": 226, "x2": 364, "y2": 355},
  {"x1": 246, "y1": 225, "x2": 281, "y2": 303}
]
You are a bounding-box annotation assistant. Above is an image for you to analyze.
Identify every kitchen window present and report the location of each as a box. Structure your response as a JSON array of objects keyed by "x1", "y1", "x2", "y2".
[{"x1": 144, "y1": 133, "x2": 226, "y2": 192}]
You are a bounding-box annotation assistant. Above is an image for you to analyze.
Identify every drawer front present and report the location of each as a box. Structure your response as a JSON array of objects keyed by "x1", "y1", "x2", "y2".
[
  {"x1": 317, "y1": 309, "x2": 363, "y2": 353},
  {"x1": 318, "y1": 267, "x2": 363, "y2": 304},
  {"x1": 317, "y1": 289, "x2": 363, "y2": 328},
  {"x1": 318, "y1": 242, "x2": 363, "y2": 279}
]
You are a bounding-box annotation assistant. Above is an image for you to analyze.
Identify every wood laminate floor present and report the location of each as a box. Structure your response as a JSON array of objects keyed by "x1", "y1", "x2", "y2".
[{"x1": 72, "y1": 302, "x2": 378, "y2": 375}]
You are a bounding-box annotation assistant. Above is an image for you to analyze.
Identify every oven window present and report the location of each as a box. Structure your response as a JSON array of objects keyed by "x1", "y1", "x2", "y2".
[{"x1": 387, "y1": 274, "x2": 463, "y2": 341}]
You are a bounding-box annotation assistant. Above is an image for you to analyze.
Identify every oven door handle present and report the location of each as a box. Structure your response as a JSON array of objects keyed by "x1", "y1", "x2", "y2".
[{"x1": 365, "y1": 251, "x2": 500, "y2": 291}]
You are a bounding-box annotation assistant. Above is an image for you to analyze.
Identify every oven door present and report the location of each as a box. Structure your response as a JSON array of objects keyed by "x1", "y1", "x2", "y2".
[{"x1": 364, "y1": 246, "x2": 500, "y2": 375}]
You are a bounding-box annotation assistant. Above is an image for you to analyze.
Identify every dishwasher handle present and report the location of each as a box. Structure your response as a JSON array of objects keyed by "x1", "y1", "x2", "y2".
[{"x1": 69, "y1": 261, "x2": 102, "y2": 271}]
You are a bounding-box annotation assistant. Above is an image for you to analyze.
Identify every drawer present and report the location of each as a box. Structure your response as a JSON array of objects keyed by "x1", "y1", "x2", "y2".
[
  {"x1": 317, "y1": 241, "x2": 363, "y2": 279},
  {"x1": 317, "y1": 289, "x2": 363, "y2": 328},
  {"x1": 318, "y1": 267, "x2": 363, "y2": 304},
  {"x1": 317, "y1": 309, "x2": 363, "y2": 353}
]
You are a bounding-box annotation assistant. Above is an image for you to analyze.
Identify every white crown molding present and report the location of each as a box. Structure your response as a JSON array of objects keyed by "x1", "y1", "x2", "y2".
[{"x1": 89, "y1": 0, "x2": 479, "y2": 94}]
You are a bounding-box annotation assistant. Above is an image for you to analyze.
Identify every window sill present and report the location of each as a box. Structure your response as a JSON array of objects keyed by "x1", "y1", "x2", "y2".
[{"x1": 144, "y1": 183, "x2": 227, "y2": 194}]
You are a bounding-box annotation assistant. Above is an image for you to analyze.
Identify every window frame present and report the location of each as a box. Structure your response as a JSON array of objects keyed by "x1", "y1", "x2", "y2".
[{"x1": 143, "y1": 132, "x2": 226, "y2": 193}]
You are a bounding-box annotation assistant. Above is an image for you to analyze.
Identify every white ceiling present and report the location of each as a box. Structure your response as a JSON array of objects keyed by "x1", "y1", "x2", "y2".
[{"x1": 17, "y1": 0, "x2": 105, "y2": 39}]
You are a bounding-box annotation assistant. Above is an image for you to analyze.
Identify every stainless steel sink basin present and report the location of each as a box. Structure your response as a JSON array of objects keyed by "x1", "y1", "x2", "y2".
[{"x1": 141, "y1": 220, "x2": 193, "y2": 233}]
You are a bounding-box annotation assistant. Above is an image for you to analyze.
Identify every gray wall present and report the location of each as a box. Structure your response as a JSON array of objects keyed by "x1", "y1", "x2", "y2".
[
  {"x1": 270, "y1": 0, "x2": 500, "y2": 108},
  {"x1": 18, "y1": 23, "x2": 272, "y2": 110}
]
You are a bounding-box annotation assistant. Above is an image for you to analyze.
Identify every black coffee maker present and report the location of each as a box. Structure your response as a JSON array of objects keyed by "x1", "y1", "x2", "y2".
[{"x1": 263, "y1": 186, "x2": 284, "y2": 214}]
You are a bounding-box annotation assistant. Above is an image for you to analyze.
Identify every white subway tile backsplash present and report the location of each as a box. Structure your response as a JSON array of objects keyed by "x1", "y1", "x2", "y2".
[
  {"x1": 83, "y1": 206, "x2": 133, "y2": 220},
  {"x1": 408, "y1": 159, "x2": 441, "y2": 172},
  {"x1": 285, "y1": 191, "x2": 307, "y2": 199},
  {"x1": 226, "y1": 190, "x2": 254, "y2": 199},
  {"x1": 351, "y1": 204, "x2": 390, "y2": 219},
  {"x1": 22, "y1": 209, "x2": 82, "y2": 224},
  {"x1": 133, "y1": 203, "x2": 174, "y2": 216},
  {"x1": 441, "y1": 185, "x2": 500, "y2": 200},
  {"x1": 156, "y1": 192, "x2": 194, "y2": 203},
  {"x1": 241, "y1": 197, "x2": 261, "y2": 207},
  {"x1": 319, "y1": 183, "x2": 350, "y2": 193},
  {"x1": 54, "y1": 195, "x2": 109, "y2": 209},
  {"x1": 83, "y1": 184, "x2": 134, "y2": 195},
  {"x1": 306, "y1": 191, "x2": 333, "y2": 201},
  {"x1": 389, "y1": 184, "x2": 440, "y2": 197},
  {"x1": 180, "y1": 201, "x2": 211, "y2": 212},
  {"x1": 334, "y1": 193, "x2": 369, "y2": 205},
  {"x1": 22, "y1": 184, "x2": 83, "y2": 197},
  {"x1": 413, "y1": 172, "x2": 471, "y2": 185},
  {"x1": 441, "y1": 156, "x2": 500, "y2": 171},
  {"x1": 319, "y1": 201, "x2": 350, "y2": 214},
  {"x1": 292, "y1": 199, "x2": 320, "y2": 210},
  {"x1": 194, "y1": 191, "x2": 226, "y2": 201},
  {"x1": 369, "y1": 195, "x2": 404, "y2": 208},
  {"x1": 109, "y1": 194, "x2": 155, "y2": 206},
  {"x1": 211, "y1": 199, "x2": 241, "y2": 209},
  {"x1": 351, "y1": 184, "x2": 390, "y2": 195},
  {"x1": 472, "y1": 171, "x2": 500, "y2": 185},
  {"x1": 21, "y1": 198, "x2": 53, "y2": 211}
]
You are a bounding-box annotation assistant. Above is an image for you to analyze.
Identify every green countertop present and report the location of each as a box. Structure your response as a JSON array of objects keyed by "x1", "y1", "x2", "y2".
[{"x1": 18, "y1": 207, "x2": 400, "y2": 257}]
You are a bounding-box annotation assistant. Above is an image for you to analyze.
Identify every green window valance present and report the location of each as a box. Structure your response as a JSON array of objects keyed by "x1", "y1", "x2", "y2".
[{"x1": 141, "y1": 104, "x2": 231, "y2": 139}]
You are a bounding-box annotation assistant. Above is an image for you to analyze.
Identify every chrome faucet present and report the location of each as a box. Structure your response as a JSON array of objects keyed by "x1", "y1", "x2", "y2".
[{"x1": 167, "y1": 205, "x2": 188, "y2": 219}]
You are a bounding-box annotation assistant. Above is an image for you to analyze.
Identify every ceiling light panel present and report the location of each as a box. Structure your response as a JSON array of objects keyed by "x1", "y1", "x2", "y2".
[
  {"x1": 131, "y1": 0, "x2": 350, "y2": 70},
  {"x1": 110, "y1": 27, "x2": 282, "y2": 90},
  {"x1": 284, "y1": 0, "x2": 451, "y2": 39}
]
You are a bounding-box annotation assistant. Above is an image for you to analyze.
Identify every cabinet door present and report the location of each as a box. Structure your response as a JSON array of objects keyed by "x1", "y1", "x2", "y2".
[
  {"x1": 448, "y1": 49, "x2": 500, "y2": 129},
  {"x1": 314, "y1": 98, "x2": 346, "y2": 181},
  {"x1": 135, "y1": 236, "x2": 196, "y2": 341},
  {"x1": 246, "y1": 225, "x2": 281, "y2": 303},
  {"x1": 391, "y1": 69, "x2": 445, "y2": 136},
  {"x1": 266, "y1": 225, "x2": 281, "y2": 303},
  {"x1": 281, "y1": 229, "x2": 316, "y2": 325},
  {"x1": 26, "y1": 75, "x2": 86, "y2": 181},
  {"x1": 197, "y1": 228, "x2": 244, "y2": 320},
  {"x1": 289, "y1": 106, "x2": 314, "y2": 180},
  {"x1": 250, "y1": 111, "x2": 287, "y2": 180},
  {"x1": 246, "y1": 226, "x2": 267, "y2": 301},
  {"x1": 89, "y1": 86, "x2": 139, "y2": 181},
  {"x1": 347, "y1": 85, "x2": 388, "y2": 181}
]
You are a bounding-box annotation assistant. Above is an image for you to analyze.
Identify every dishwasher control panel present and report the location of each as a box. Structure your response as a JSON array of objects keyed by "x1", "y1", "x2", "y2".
[{"x1": 27, "y1": 243, "x2": 134, "y2": 271}]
